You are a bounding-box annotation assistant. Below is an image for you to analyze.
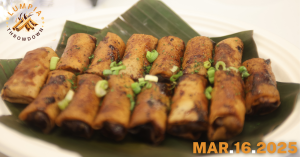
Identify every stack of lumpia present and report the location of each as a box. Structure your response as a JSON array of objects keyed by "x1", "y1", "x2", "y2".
[
  {"x1": 86, "y1": 32, "x2": 126, "y2": 77},
  {"x1": 56, "y1": 74, "x2": 102, "y2": 138},
  {"x1": 19, "y1": 70, "x2": 75, "y2": 133},
  {"x1": 208, "y1": 37, "x2": 246, "y2": 141},
  {"x1": 242, "y1": 58, "x2": 280, "y2": 115},
  {"x1": 56, "y1": 33, "x2": 97, "y2": 73},
  {"x1": 1, "y1": 47, "x2": 57, "y2": 104},
  {"x1": 119, "y1": 34, "x2": 158, "y2": 80},
  {"x1": 167, "y1": 36, "x2": 214, "y2": 140}
]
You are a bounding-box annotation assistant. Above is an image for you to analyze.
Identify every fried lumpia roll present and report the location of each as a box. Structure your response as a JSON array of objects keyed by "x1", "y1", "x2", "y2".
[
  {"x1": 93, "y1": 75, "x2": 134, "y2": 141},
  {"x1": 167, "y1": 74, "x2": 208, "y2": 140},
  {"x1": 149, "y1": 36, "x2": 185, "y2": 82},
  {"x1": 213, "y1": 37, "x2": 244, "y2": 68},
  {"x1": 182, "y1": 36, "x2": 214, "y2": 75},
  {"x1": 56, "y1": 33, "x2": 96, "y2": 73},
  {"x1": 19, "y1": 70, "x2": 75, "y2": 133},
  {"x1": 242, "y1": 58, "x2": 280, "y2": 115},
  {"x1": 56, "y1": 74, "x2": 102, "y2": 138},
  {"x1": 1, "y1": 47, "x2": 57, "y2": 104},
  {"x1": 119, "y1": 34, "x2": 158, "y2": 80},
  {"x1": 86, "y1": 32, "x2": 126, "y2": 77},
  {"x1": 208, "y1": 71, "x2": 246, "y2": 141},
  {"x1": 129, "y1": 82, "x2": 170, "y2": 144}
]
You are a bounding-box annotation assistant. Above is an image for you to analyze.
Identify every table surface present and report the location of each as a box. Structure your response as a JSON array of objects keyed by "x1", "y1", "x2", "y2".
[{"x1": 0, "y1": 0, "x2": 299, "y2": 156}]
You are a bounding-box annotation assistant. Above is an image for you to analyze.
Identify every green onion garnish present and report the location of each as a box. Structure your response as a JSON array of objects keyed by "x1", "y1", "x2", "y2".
[
  {"x1": 238, "y1": 66, "x2": 247, "y2": 73},
  {"x1": 170, "y1": 65, "x2": 178, "y2": 73},
  {"x1": 95, "y1": 80, "x2": 108, "y2": 97},
  {"x1": 208, "y1": 77, "x2": 214, "y2": 84},
  {"x1": 170, "y1": 71, "x2": 183, "y2": 82},
  {"x1": 103, "y1": 69, "x2": 112, "y2": 76},
  {"x1": 126, "y1": 94, "x2": 135, "y2": 110},
  {"x1": 205, "y1": 86, "x2": 213, "y2": 100},
  {"x1": 88, "y1": 54, "x2": 94, "y2": 59},
  {"x1": 144, "y1": 65, "x2": 151, "y2": 74},
  {"x1": 111, "y1": 65, "x2": 126, "y2": 71},
  {"x1": 242, "y1": 71, "x2": 250, "y2": 78},
  {"x1": 117, "y1": 61, "x2": 123, "y2": 66},
  {"x1": 58, "y1": 90, "x2": 74, "y2": 110},
  {"x1": 110, "y1": 61, "x2": 117, "y2": 68},
  {"x1": 146, "y1": 50, "x2": 159, "y2": 63},
  {"x1": 145, "y1": 75, "x2": 158, "y2": 82},
  {"x1": 131, "y1": 82, "x2": 141, "y2": 94},
  {"x1": 138, "y1": 78, "x2": 145, "y2": 82},
  {"x1": 215, "y1": 61, "x2": 226, "y2": 70},
  {"x1": 209, "y1": 58, "x2": 214, "y2": 64},
  {"x1": 204, "y1": 61, "x2": 211, "y2": 69},
  {"x1": 207, "y1": 67, "x2": 216, "y2": 77},
  {"x1": 146, "y1": 82, "x2": 152, "y2": 89},
  {"x1": 112, "y1": 70, "x2": 119, "y2": 75},
  {"x1": 238, "y1": 66, "x2": 250, "y2": 78},
  {"x1": 50, "y1": 57, "x2": 59, "y2": 70},
  {"x1": 227, "y1": 67, "x2": 239, "y2": 73}
]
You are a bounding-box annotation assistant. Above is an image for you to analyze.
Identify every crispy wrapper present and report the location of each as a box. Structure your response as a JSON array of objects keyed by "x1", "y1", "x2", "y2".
[
  {"x1": 213, "y1": 37, "x2": 244, "y2": 68},
  {"x1": 55, "y1": 74, "x2": 102, "y2": 138},
  {"x1": 93, "y1": 75, "x2": 134, "y2": 141},
  {"x1": 243, "y1": 58, "x2": 280, "y2": 115},
  {"x1": 208, "y1": 70, "x2": 246, "y2": 141},
  {"x1": 182, "y1": 36, "x2": 214, "y2": 75},
  {"x1": 1, "y1": 47, "x2": 57, "y2": 104},
  {"x1": 167, "y1": 74, "x2": 208, "y2": 140},
  {"x1": 119, "y1": 34, "x2": 158, "y2": 80},
  {"x1": 149, "y1": 36, "x2": 185, "y2": 82},
  {"x1": 19, "y1": 70, "x2": 75, "y2": 133},
  {"x1": 86, "y1": 32, "x2": 125, "y2": 77},
  {"x1": 56, "y1": 33, "x2": 96, "y2": 73},
  {"x1": 129, "y1": 82, "x2": 170, "y2": 144}
]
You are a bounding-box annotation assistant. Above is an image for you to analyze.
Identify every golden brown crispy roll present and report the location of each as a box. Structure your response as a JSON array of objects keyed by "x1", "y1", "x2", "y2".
[
  {"x1": 129, "y1": 82, "x2": 170, "y2": 144},
  {"x1": 167, "y1": 74, "x2": 208, "y2": 140},
  {"x1": 93, "y1": 75, "x2": 134, "y2": 141},
  {"x1": 55, "y1": 74, "x2": 102, "y2": 138},
  {"x1": 56, "y1": 33, "x2": 96, "y2": 73},
  {"x1": 119, "y1": 34, "x2": 158, "y2": 80},
  {"x1": 242, "y1": 58, "x2": 280, "y2": 115},
  {"x1": 1, "y1": 47, "x2": 57, "y2": 104},
  {"x1": 86, "y1": 32, "x2": 126, "y2": 77},
  {"x1": 182, "y1": 36, "x2": 214, "y2": 75},
  {"x1": 149, "y1": 36, "x2": 185, "y2": 82},
  {"x1": 19, "y1": 70, "x2": 75, "y2": 133},
  {"x1": 208, "y1": 71, "x2": 246, "y2": 141},
  {"x1": 213, "y1": 37, "x2": 243, "y2": 68}
]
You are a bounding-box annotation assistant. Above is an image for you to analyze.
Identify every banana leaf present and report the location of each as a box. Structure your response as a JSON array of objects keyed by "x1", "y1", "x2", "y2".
[{"x1": 0, "y1": 0, "x2": 299, "y2": 156}]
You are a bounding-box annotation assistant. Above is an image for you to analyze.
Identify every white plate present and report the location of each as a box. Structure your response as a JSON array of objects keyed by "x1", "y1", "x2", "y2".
[{"x1": 0, "y1": 6, "x2": 299, "y2": 157}]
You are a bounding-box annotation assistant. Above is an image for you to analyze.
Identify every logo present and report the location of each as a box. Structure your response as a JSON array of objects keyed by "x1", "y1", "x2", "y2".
[{"x1": 6, "y1": 3, "x2": 44, "y2": 41}]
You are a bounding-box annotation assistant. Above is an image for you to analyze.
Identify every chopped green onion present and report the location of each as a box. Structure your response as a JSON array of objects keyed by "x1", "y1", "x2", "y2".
[
  {"x1": 215, "y1": 61, "x2": 226, "y2": 70},
  {"x1": 96, "y1": 80, "x2": 108, "y2": 90},
  {"x1": 207, "y1": 67, "x2": 216, "y2": 78},
  {"x1": 145, "y1": 75, "x2": 158, "y2": 82},
  {"x1": 208, "y1": 77, "x2": 214, "y2": 84},
  {"x1": 112, "y1": 70, "x2": 119, "y2": 75},
  {"x1": 95, "y1": 88, "x2": 107, "y2": 97},
  {"x1": 209, "y1": 58, "x2": 214, "y2": 64},
  {"x1": 110, "y1": 61, "x2": 117, "y2": 68},
  {"x1": 126, "y1": 94, "x2": 135, "y2": 110},
  {"x1": 238, "y1": 66, "x2": 247, "y2": 73},
  {"x1": 205, "y1": 86, "x2": 213, "y2": 99},
  {"x1": 58, "y1": 89, "x2": 74, "y2": 110},
  {"x1": 88, "y1": 54, "x2": 94, "y2": 59},
  {"x1": 242, "y1": 71, "x2": 250, "y2": 78},
  {"x1": 117, "y1": 61, "x2": 123, "y2": 66},
  {"x1": 138, "y1": 78, "x2": 145, "y2": 82},
  {"x1": 131, "y1": 82, "x2": 141, "y2": 94},
  {"x1": 170, "y1": 65, "x2": 178, "y2": 73},
  {"x1": 111, "y1": 65, "x2": 126, "y2": 71},
  {"x1": 50, "y1": 57, "x2": 59, "y2": 70},
  {"x1": 65, "y1": 90, "x2": 75, "y2": 101},
  {"x1": 204, "y1": 61, "x2": 211, "y2": 69},
  {"x1": 146, "y1": 82, "x2": 152, "y2": 89},
  {"x1": 139, "y1": 81, "x2": 147, "y2": 87},
  {"x1": 144, "y1": 65, "x2": 151, "y2": 74},
  {"x1": 103, "y1": 69, "x2": 112, "y2": 76},
  {"x1": 170, "y1": 71, "x2": 183, "y2": 82},
  {"x1": 146, "y1": 50, "x2": 159, "y2": 63},
  {"x1": 228, "y1": 67, "x2": 239, "y2": 73}
]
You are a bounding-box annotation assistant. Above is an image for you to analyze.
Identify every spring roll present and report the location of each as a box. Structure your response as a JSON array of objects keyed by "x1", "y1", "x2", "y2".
[
  {"x1": 86, "y1": 32, "x2": 126, "y2": 77},
  {"x1": 129, "y1": 82, "x2": 170, "y2": 144},
  {"x1": 1, "y1": 47, "x2": 57, "y2": 104},
  {"x1": 167, "y1": 74, "x2": 208, "y2": 140},
  {"x1": 56, "y1": 33, "x2": 97, "y2": 73},
  {"x1": 213, "y1": 37, "x2": 244, "y2": 68},
  {"x1": 55, "y1": 74, "x2": 102, "y2": 138},
  {"x1": 93, "y1": 75, "x2": 134, "y2": 141},
  {"x1": 208, "y1": 71, "x2": 246, "y2": 141},
  {"x1": 119, "y1": 34, "x2": 158, "y2": 80},
  {"x1": 182, "y1": 36, "x2": 214, "y2": 75},
  {"x1": 149, "y1": 36, "x2": 185, "y2": 82},
  {"x1": 19, "y1": 70, "x2": 75, "y2": 133},
  {"x1": 242, "y1": 58, "x2": 280, "y2": 115}
]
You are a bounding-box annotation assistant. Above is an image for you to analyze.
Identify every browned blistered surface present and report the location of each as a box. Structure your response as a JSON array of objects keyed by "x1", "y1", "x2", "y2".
[
  {"x1": 243, "y1": 58, "x2": 280, "y2": 115},
  {"x1": 56, "y1": 33, "x2": 96, "y2": 73},
  {"x1": 86, "y1": 32, "x2": 125, "y2": 77},
  {"x1": 1, "y1": 47, "x2": 57, "y2": 104}
]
